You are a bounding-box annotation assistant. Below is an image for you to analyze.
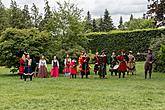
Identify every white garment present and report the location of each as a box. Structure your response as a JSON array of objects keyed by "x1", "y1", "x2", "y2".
[{"x1": 39, "y1": 59, "x2": 47, "y2": 68}]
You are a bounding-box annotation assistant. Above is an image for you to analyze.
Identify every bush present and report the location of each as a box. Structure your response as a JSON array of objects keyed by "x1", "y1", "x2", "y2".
[
  {"x1": 85, "y1": 28, "x2": 165, "y2": 60},
  {"x1": 150, "y1": 35, "x2": 165, "y2": 73}
]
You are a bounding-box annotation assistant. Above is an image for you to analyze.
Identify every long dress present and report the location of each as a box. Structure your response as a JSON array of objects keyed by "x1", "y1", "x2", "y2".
[
  {"x1": 127, "y1": 54, "x2": 136, "y2": 73},
  {"x1": 70, "y1": 59, "x2": 77, "y2": 75},
  {"x1": 38, "y1": 59, "x2": 48, "y2": 78},
  {"x1": 117, "y1": 55, "x2": 127, "y2": 72},
  {"x1": 94, "y1": 55, "x2": 100, "y2": 73},
  {"x1": 63, "y1": 58, "x2": 71, "y2": 73},
  {"x1": 51, "y1": 59, "x2": 59, "y2": 77},
  {"x1": 19, "y1": 58, "x2": 25, "y2": 75}
]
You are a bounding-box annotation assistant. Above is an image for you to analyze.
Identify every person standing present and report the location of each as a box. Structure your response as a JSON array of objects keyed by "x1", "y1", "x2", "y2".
[
  {"x1": 117, "y1": 50, "x2": 127, "y2": 78},
  {"x1": 109, "y1": 51, "x2": 118, "y2": 76},
  {"x1": 81, "y1": 52, "x2": 90, "y2": 79},
  {"x1": 127, "y1": 51, "x2": 136, "y2": 75},
  {"x1": 38, "y1": 55, "x2": 48, "y2": 78},
  {"x1": 24, "y1": 54, "x2": 33, "y2": 81},
  {"x1": 94, "y1": 52, "x2": 100, "y2": 75},
  {"x1": 98, "y1": 50, "x2": 107, "y2": 79},
  {"x1": 63, "y1": 54, "x2": 71, "y2": 77},
  {"x1": 70, "y1": 57, "x2": 78, "y2": 79},
  {"x1": 19, "y1": 54, "x2": 26, "y2": 80},
  {"x1": 51, "y1": 56, "x2": 59, "y2": 78},
  {"x1": 137, "y1": 49, "x2": 155, "y2": 79}
]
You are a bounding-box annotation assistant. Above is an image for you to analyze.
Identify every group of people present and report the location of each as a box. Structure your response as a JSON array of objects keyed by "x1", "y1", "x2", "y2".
[{"x1": 18, "y1": 48, "x2": 154, "y2": 81}]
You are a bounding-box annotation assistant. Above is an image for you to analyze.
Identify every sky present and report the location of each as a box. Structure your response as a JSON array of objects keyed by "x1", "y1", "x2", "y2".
[{"x1": 1, "y1": 0, "x2": 149, "y2": 26}]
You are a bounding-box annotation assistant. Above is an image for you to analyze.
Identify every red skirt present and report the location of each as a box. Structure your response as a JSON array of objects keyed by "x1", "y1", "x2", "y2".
[
  {"x1": 19, "y1": 66, "x2": 24, "y2": 75},
  {"x1": 118, "y1": 62, "x2": 127, "y2": 71},
  {"x1": 71, "y1": 67, "x2": 77, "y2": 75},
  {"x1": 51, "y1": 66, "x2": 59, "y2": 77},
  {"x1": 63, "y1": 66, "x2": 70, "y2": 73}
]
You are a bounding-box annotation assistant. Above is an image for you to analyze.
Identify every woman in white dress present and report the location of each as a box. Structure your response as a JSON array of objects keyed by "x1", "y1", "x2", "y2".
[{"x1": 38, "y1": 56, "x2": 48, "y2": 78}]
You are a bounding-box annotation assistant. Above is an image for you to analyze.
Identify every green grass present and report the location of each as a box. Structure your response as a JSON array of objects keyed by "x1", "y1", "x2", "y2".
[{"x1": 0, "y1": 62, "x2": 165, "y2": 110}]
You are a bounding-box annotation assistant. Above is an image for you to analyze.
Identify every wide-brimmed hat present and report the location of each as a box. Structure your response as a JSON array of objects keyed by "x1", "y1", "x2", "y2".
[{"x1": 147, "y1": 48, "x2": 152, "y2": 51}]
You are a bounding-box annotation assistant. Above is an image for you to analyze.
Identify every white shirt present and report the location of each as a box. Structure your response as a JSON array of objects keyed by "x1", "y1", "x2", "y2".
[{"x1": 39, "y1": 59, "x2": 47, "y2": 68}]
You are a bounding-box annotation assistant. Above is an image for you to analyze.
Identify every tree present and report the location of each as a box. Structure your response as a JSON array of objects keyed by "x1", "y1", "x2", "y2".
[
  {"x1": 46, "y1": 1, "x2": 86, "y2": 57},
  {"x1": 0, "y1": 0, "x2": 9, "y2": 32},
  {"x1": 118, "y1": 16, "x2": 124, "y2": 29},
  {"x1": 84, "y1": 11, "x2": 92, "y2": 33},
  {"x1": 21, "y1": 5, "x2": 32, "y2": 28},
  {"x1": 98, "y1": 17, "x2": 104, "y2": 32},
  {"x1": 124, "y1": 18, "x2": 155, "y2": 30},
  {"x1": 0, "y1": 28, "x2": 52, "y2": 68},
  {"x1": 102, "y1": 9, "x2": 114, "y2": 32},
  {"x1": 130, "y1": 14, "x2": 134, "y2": 21},
  {"x1": 8, "y1": 0, "x2": 23, "y2": 28},
  {"x1": 92, "y1": 19, "x2": 98, "y2": 32},
  {"x1": 147, "y1": 0, "x2": 165, "y2": 27},
  {"x1": 31, "y1": 3, "x2": 42, "y2": 28},
  {"x1": 39, "y1": 0, "x2": 52, "y2": 31}
]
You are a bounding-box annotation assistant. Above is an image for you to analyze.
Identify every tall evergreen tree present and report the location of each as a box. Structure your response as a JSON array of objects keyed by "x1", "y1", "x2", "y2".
[
  {"x1": 99, "y1": 17, "x2": 104, "y2": 32},
  {"x1": 102, "y1": 9, "x2": 114, "y2": 32},
  {"x1": 118, "y1": 16, "x2": 124, "y2": 29},
  {"x1": 0, "y1": 0, "x2": 9, "y2": 31},
  {"x1": 31, "y1": 3, "x2": 42, "y2": 28},
  {"x1": 39, "y1": 0, "x2": 52, "y2": 31},
  {"x1": 21, "y1": 5, "x2": 32, "y2": 28},
  {"x1": 130, "y1": 14, "x2": 133, "y2": 21},
  {"x1": 9, "y1": 0, "x2": 23, "y2": 28},
  {"x1": 84, "y1": 11, "x2": 92, "y2": 33},
  {"x1": 92, "y1": 19, "x2": 98, "y2": 32}
]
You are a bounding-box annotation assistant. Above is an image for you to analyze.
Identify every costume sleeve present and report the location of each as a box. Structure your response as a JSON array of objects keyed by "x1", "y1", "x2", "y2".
[
  {"x1": 38, "y1": 60, "x2": 41, "y2": 68},
  {"x1": 57, "y1": 60, "x2": 59, "y2": 68},
  {"x1": 52, "y1": 60, "x2": 54, "y2": 66},
  {"x1": 45, "y1": 60, "x2": 47, "y2": 68}
]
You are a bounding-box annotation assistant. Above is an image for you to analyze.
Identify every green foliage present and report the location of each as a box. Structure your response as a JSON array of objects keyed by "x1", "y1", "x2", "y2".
[
  {"x1": 0, "y1": 28, "x2": 52, "y2": 68},
  {"x1": 150, "y1": 35, "x2": 165, "y2": 73},
  {"x1": 85, "y1": 28, "x2": 165, "y2": 60},
  {"x1": 124, "y1": 18, "x2": 155, "y2": 30}
]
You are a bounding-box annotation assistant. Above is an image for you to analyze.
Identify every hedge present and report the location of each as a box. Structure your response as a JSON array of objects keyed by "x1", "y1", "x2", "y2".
[{"x1": 85, "y1": 28, "x2": 165, "y2": 60}]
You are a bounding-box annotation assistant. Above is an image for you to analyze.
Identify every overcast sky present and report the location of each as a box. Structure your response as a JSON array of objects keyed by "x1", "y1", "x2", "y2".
[{"x1": 1, "y1": 0, "x2": 148, "y2": 26}]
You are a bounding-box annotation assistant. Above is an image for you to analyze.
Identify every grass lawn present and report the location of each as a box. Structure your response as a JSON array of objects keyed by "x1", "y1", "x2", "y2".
[{"x1": 0, "y1": 62, "x2": 165, "y2": 110}]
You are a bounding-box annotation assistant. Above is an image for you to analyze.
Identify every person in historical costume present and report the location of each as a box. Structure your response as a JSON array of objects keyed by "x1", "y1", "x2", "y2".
[
  {"x1": 51, "y1": 56, "x2": 59, "y2": 78},
  {"x1": 63, "y1": 54, "x2": 71, "y2": 77},
  {"x1": 138, "y1": 49, "x2": 155, "y2": 79},
  {"x1": 38, "y1": 56, "x2": 48, "y2": 78},
  {"x1": 94, "y1": 52, "x2": 100, "y2": 75},
  {"x1": 78, "y1": 52, "x2": 84, "y2": 73},
  {"x1": 81, "y1": 52, "x2": 90, "y2": 78},
  {"x1": 19, "y1": 54, "x2": 26, "y2": 80},
  {"x1": 109, "y1": 51, "x2": 118, "y2": 76},
  {"x1": 70, "y1": 57, "x2": 78, "y2": 79},
  {"x1": 127, "y1": 51, "x2": 136, "y2": 75},
  {"x1": 24, "y1": 54, "x2": 33, "y2": 81},
  {"x1": 117, "y1": 50, "x2": 127, "y2": 78},
  {"x1": 98, "y1": 50, "x2": 107, "y2": 79}
]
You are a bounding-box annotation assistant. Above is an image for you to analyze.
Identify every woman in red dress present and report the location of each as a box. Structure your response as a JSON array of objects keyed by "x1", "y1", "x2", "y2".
[
  {"x1": 19, "y1": 54, "x2": 25, "y2": 79},
  {"x1": 117, "y1": 50, "x2": 127, "y2": 78},
  {"x1": 70, "y1": 58, "x2": 77, "y2": 79},
  {"x1": 63, "y1": 54, "x2": 71, "y2": 77},
  {"x1": 51, "y1": 56, "x2": 59, "y2": 78}
]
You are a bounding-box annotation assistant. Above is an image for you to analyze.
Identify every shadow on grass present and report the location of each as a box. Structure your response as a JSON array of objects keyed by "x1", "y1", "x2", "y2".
[{"x1": 0, "y1": 73, "x2": 18, "y2": 78}]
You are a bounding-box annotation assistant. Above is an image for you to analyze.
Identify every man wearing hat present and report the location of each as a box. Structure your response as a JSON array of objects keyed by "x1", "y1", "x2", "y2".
[
  {"x1": 144, "y1": 48, "x2": 154, "y2": 79},
  {"x1": 137, "y1": 48, "x2": 155, "y2": 79}
]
